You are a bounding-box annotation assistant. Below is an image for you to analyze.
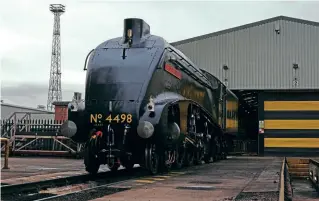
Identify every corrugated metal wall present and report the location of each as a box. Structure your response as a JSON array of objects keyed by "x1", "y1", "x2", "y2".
[{"x1": 173, "y1": 19, "x2": 319, "y2": 90}]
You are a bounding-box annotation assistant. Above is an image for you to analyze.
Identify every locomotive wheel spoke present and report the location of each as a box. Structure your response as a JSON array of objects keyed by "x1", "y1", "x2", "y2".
[
  {"x1": 184, "y1": 148, "x2": 194, "y2": 167},
  {"x1": 148, "y1": 144, "x2": 159, "y2": 175},
  {"x1": 175, "y1": 144, "x2": 185, "y2": 169},
  {"x1": 161, "y1": 150, "x2": 172, "y2": 172},
  {"x1": 194, "y1": 148, "x2": 204, "y2": 165},
  {"x1": 203, "y1": 142, "x2": 212, "y2": 163},
  {"x1": 194, "y1": 151, "x2": 200, "y2": 165}
]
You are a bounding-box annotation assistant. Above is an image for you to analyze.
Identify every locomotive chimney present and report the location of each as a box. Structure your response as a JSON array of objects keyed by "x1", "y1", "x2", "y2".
[
  {"x1": 123, "y1": 18, "x2": 150, "y2": 46},
  {"x1": 73, "y1": 92, "x2": 82, "y2": 101}
]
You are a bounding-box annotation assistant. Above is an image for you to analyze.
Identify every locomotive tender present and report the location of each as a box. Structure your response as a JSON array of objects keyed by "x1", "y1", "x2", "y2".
[{"x1": 61, "y1": 18, "x2": 238, "y2": 175}]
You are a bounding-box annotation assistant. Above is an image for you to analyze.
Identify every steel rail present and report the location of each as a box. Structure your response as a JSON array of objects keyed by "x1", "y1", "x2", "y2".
[
  {"x1": 279, "y1": 157, "x2": 285, "y2": 201},
  {"x1": 1, "y1": 167, "x2": 140, "y2": 196},
  {"x1": 33, "y1": 175, "x2": 142, "y2": 201},
  {"x1": 309, "y1": 159, "x2": 319, "y2": 192}
]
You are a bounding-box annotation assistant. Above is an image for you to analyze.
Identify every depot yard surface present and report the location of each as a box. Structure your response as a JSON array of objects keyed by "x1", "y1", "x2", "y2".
[
  {"x1": 1, "y1": 157, "x2": 114, "y2": 185},
  {"x1": 88, "y1": 156, "x2": 282, "y2": 201},
  {"x1": 2, "y1": 156, "x2": 318, "y2": 201}
]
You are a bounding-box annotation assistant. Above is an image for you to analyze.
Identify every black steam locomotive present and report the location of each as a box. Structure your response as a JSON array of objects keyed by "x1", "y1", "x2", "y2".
[{"x1": 61, "y1": 18, "x2": 238, "y2": 175}]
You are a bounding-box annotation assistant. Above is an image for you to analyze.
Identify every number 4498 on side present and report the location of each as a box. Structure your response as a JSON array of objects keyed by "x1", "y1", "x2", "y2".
[{"x1": 90, "y1": 113, "x2": 133, "y2": 124}]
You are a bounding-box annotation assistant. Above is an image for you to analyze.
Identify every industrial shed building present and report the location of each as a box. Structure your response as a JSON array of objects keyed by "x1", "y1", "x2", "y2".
[
  {"x1": 0, "y1": 102, "x2": 54, "y2": 120},
  {"x1": 171, "y1": 16, "x2": 319, "y2": 156}
]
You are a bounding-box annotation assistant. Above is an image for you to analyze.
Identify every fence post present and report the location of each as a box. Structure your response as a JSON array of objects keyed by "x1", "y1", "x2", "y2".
[{"x1": 0, "y1": 138, "x2": 10, "y2": 169}]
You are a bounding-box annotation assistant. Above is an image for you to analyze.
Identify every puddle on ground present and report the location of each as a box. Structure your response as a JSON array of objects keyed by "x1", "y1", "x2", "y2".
[
  {"x1": 26, "y1": 166, "x2": 60, "y2": 170},
  {"x1": 176, "y1": 185, "x2": 215, "y2": 190}
]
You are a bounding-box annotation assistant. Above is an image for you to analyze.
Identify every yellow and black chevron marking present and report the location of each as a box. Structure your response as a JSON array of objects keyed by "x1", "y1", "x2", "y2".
[
  {"x1": 261, "y1": 92, "x2": 319, "y2": 156},
  {"x1": 133, "y1": 171, "x2": 187, "y2": 184}
]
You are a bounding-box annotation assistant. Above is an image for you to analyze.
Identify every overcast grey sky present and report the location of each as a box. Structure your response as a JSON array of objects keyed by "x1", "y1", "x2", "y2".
[{"x1": 1, "y1": 0, "x2": 319, "y2": 108}]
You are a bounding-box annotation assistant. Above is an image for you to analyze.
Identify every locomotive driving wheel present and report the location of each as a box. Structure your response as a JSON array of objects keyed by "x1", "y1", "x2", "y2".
[
  {"x1": 221, "y1": 141, "x2": 227, "y2": 160},
  {"x1": 84, "y1": 143, "x2": 100, "y2": 175},
  {"x1": 161, "y1": 150, "x2": 172, "y2": 172},
  {"x1": 122, "y1": 157, "x2": 134, "y2": 171},
  {"x1": 108, "y1": 158, "x2": 120, "y2": 172},
  {"x1": 194, "y1": 145, "x2": 204, "y2": 165},
  {"x1": 203, "y1": 141, "x2": 212, "y2": 163},
  {"x1": 174, "y1": 143, "x2": 185, "y2": 169},
  {"x1": 184, "y1": 147, "x2": 194, "y2": 167},
  {"x1": 213, "y1": 137, "x2": 221, "y2": 161},
  {"x1": 145, "y1": 143, "x2": 159, "y2": 175}
]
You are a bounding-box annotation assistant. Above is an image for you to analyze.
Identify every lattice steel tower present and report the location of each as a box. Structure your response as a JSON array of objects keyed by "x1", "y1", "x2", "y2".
[{"x1": 47, "y1": 4, "x2": 65, "y2": 111}]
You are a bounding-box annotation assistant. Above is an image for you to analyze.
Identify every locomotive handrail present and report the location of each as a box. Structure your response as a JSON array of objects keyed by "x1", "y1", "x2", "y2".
[
  {"x1": 167, "y1": 47, "x2": 212, "y2": 87},
  {"x1": 170, "y1": 58, "x2": 213, "y2": 91}
]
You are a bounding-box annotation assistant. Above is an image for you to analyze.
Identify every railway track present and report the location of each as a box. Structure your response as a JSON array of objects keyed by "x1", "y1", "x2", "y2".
[
  {"x1": 1, "y1": 163, "x2": 195, "y2": 201},
  {"x1": 309, "y1": 159, "x2": 319, "y2": 193},
  {"x1": 1, "y1": 167, "x2": 145, "y2": 201},
  {"x1": 33, "y1": 179, "x2": 133, "y2": 201}
]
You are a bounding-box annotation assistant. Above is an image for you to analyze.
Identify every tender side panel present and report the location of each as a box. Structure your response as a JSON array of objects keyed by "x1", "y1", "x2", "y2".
[
  {"x1": 225, "y1": 89, "x2": 239, "y2": 135},
  {"x1": 262, "y1": 91, "x2": 319, "y2": 156}
]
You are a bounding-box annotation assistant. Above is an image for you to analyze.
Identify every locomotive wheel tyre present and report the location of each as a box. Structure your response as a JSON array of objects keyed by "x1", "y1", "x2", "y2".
[
  {"x1": 194, "y1": 150, "x2": 203, "y2": 165},
  {"x1": 213, "y1": 155, "x2": 219, "y2": 161},
  {"x1": 109, "y1": 160, "x2": 121, "y2": 172},
  {"x1": 123, "y1": 162, "x2": 134, "y2": 171},
  {"x1": 84, "y1": 147, "x2": 100, "y2": 175},
  {"x1": 214, "y1": 146, "x2": 221, "y2": 161},
  {"x1": 223, "y1": 152, "x2": 227, "y2": 159},
  {"x1": 174, "y1": 145, "x2": 185, "y2": 169},
  {"x1": 203, "y1": 140, "x2": 211, "y2": 163},
  {"x1": 204, "y1": 154, "x2": 211, "y2": 163},
  {"x1": 224, "y1": 154, "x2": 228, "y2": 160},
  {"x1": 184, "y1": 150, "x2": 194, "y2": 167},
  {"x1": 122, "y1": 159, "x2": 135, "y2": 171},
  {"x1": 148, "y1": 144, "x2": 159, "y2": 175},
  {"x1": 161, "y1": 150, "x2": 173, "y2": 172}
]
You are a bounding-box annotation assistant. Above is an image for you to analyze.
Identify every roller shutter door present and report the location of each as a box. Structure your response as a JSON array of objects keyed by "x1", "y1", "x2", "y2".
[{"x1": 260, "y1": 91, "x2": 319, "y2": 156}]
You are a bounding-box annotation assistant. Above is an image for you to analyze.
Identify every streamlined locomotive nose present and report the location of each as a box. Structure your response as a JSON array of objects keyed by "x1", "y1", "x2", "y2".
[{"x1": 87, "y1": 65, "x2": 148, "y2": 103}]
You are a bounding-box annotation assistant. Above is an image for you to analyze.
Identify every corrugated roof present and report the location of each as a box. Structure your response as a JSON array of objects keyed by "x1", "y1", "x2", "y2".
[
  {"x1": 171, "y1": 16, "x2": 319, "y2": 46},
  {"x1": 0, "y1": 103, "x2": 54, "y2": 113},
  {"x1": 53, "y1": 101, "x2": 70, "y2": 106}
]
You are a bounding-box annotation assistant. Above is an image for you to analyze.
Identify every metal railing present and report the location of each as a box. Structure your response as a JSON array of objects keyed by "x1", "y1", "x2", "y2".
[
  {"x1": 309, "y1": 159, "x2": 319, "y2": 191},
  {"x1": 0, "y1": 138, "x2": 10, "y2": 169},
  {"x1": 0, "y1": 112, "x2": 83, "y2": 156}
]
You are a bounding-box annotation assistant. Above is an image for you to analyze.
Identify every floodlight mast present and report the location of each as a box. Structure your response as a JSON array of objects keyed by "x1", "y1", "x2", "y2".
[{"x1": 47, "y1": 4, "x2": 65, "y2": 111}]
